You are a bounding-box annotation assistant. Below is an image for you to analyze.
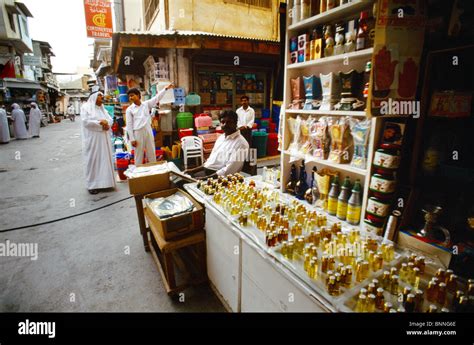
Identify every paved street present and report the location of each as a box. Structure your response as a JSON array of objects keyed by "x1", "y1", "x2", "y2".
[{"x1": 0, "y1": 118, "x2": 225, "y2": 312}]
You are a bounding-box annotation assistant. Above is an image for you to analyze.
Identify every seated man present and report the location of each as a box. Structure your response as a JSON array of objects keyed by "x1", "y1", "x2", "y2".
[{"x1": 184, "y1": 110, "x2": 249, "y2": 179}]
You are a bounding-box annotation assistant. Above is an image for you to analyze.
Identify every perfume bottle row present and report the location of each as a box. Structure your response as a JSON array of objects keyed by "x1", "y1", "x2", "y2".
[
  {"x1": 290, "y1": 10, "x2": 375, "y2": 64},
  {"x1": 349, "y1": 253, "x2": 474, "y2": 312},
  {"x1": 288, "y1": 64, "x2": 371, "y2": 111},
  {"x1": 286, "y1": 161, "x2": 363, "y2": 224}
]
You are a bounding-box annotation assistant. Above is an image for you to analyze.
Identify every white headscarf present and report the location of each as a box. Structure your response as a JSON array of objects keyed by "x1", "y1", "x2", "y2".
[
  {"x1": 82, "y1": 91, "x2": 105, "y2": 116},
  {"x1": 30, "y1": 102, "x2": 37, "y2": 108},
  {"x1": 12, "y1": 103, "x2": 20, "y2": 110}
]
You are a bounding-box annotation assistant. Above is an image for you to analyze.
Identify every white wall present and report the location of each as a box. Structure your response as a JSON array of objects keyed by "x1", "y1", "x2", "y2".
[
  {"x1": 124, "y1": 0, "x2": 144, "y2": 31},
  {"x1": 0, "y1": 0, "x2": 21, "y2": 40}
]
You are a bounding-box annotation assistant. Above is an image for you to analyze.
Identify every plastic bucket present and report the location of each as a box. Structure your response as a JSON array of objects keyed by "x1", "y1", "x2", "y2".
[
  {"x1": 177, "y1": 112, "x2": 194, "y2": 129},
  {"x1": 252, "y1": 131, "x2": 268, "y2": 158},
  {"x1": 118, "y1": 85, "x2": 128, "y2": 94},
  {"x1": 116, "y1": 158, "x2": 129, "y2": 180},
  {"x1": 267, "y1": 133, "x2": 279, "y2": 156},
  {"x1": 179, "y1": 128, "x2": 194, "y2": 139}
]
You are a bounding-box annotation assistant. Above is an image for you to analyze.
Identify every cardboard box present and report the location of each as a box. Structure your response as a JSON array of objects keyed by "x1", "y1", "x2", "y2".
[
  {"x1": 144, "y1": 188, "x2": 204, "y2": 240},
  {"x1": 128, "y1": 162, "x2": 171, "y2": 195},
  {"x1": 397, "y1": 230, "x2": 452, "y2": 267}
]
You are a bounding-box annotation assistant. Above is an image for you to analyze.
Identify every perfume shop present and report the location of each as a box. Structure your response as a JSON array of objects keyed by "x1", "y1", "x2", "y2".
[{"x1": 119, "y1": 0, "x2": 473, "y2": 313}]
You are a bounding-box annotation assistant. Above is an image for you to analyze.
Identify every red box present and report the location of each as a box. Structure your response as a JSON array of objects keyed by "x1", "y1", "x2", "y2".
[{"x1": 179, "y1": 128, "x2": 194, "y2": 139}]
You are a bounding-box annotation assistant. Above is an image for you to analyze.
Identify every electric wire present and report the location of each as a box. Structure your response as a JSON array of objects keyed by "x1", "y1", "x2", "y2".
[{"x1": 0, "y1": 196, "x2": 133, "y2": 233}]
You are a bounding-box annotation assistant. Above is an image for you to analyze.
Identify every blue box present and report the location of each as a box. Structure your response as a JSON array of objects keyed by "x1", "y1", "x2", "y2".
[{"x1": 174, "y1": 88, "x2": 185, "y2": 97}]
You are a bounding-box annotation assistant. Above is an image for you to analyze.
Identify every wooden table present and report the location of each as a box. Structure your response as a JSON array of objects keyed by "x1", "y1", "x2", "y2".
[{"x1": 146, "y1": 207, "x2": 207, "y2": 296}]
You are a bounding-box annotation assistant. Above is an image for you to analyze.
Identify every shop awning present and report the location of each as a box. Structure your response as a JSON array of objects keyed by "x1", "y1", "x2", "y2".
[
  {"x1": 1, "y1": 78, "x2": 46, "y2": 91},
  {"x1": 112, "y1": 30, "x2": 280, "y2": 74}
]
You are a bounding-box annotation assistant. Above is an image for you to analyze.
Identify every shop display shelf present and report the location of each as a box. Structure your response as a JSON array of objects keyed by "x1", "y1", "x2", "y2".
[
  {"x1": 287, "y1": 48, "x2": 373, "y2": 70},
  {"x1": 285, "y1": 109, "x2": 367, "y2": 117},
  {"x1": 283, "y1": 150, "x2": 368, "y2": 177},
  {"x1": 288, "y1": 0, "x2": 374, "y2": 32}
]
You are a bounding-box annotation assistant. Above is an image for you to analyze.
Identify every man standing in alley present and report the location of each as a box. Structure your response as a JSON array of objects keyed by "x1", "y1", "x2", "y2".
[
  {"x1": 236, "y1": 95, "x2": 255, "y2": 146},
  {"x1": 11, "y1": 103, "x2": 28, "y2": 140},
  {"x1": 0, "y1": 105, "x2": 10, "y2": 144},
  {"x1": 126, "y1": 83, "x2": 174, "y2": 165},
  {"x1": 67, "y1": 103, "x2": 76, "y2": 122},
  {"x1": 80, "y1": 89, "x2": 116, "y2": 195},
  {"x1": 28, "y1": 102, "x2": 42, "y2": 138}
]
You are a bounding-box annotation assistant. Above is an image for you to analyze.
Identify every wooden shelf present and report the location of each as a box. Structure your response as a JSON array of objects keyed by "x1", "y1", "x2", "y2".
[
  {"x1": 283, "y1": 150, "x2": 367, "y2": 177},
  {"x1": 288, "y1": 0, "x2": 373, "y2": 32},
  {"x1": 287, "y1": 48, "x2": 373, "y2": 70},
  {"x1": 285, "y1": 109, "x2": 367, "y2": 117}
]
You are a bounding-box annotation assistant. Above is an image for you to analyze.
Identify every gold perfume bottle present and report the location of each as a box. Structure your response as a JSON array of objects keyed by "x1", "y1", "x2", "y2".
[
  {"x1": 435, "y1": 268, "x2": 446, "y2": 282},
  {"x1": 412, "y1": 267, "x2": 421, "y2": 289},
  {"x1": 426, "y1": 280, "x2": 437, "y2": 302},
  {"x1": 328, "y1": 275, "x2": 338, "y2": 296},
  {"x1": 375, "y1": 288, "x2": 385, "y2": 310},
  {"x1": 390, "y1": 275, "x2": 399, "y2": 295},
  {"x1": 414, "y1": 289, "x2": 424, "y2": 312},
  {"x1": 381, "y1": 271, "x2": 391, "y2": 290},
  {"x1": 310, "y1": 257, "x2": 318, "y2": 279},
  {"x1": 427, "y1": 304, "x2": 438, "y2": 313},
  {"x1": 355, "y1": 294, "x2": 367, "y2": 312},
  {"x1": 321, "y1": 255, "x2": 329, "y2": 273},
  {"x1": 399, "y1": 263, "x2": 408, "y2": 282},
  {"x1": 287, "y1": 241, "x2": 294, "y2": 260},
  {"x1": 367, "y1": 283, "x2": 376, "y2": 295},
  {"x1": 366, "y1": 294, "x2": 376, "y2": 313},
  {"x1": 383, "y1": 302, "x2": 393, "y2": 313},
  {"x1": 447, "y1": 274, "x2": 457, "y2": 293},
  {"x1": 304, "y1": 253, "x2": 311, "y2": 272},
  {"x1": 345, "y1": 266, "x2": 353, "y2": 287},
  {"x1": 415, "y1": 256, "x2": 425, "y2": 274},
  {"x1": 328, "y1": 255, "x2": 336, "y2": 271},
  {"x1": 437, "y1": 282, "x2": 447, "y2": 306}
]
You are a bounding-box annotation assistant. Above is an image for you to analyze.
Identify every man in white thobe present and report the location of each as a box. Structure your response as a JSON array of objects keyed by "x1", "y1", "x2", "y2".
[
  {"x1": 28, "y1": 102, "x2": 42, "y2": 138},
  {"x1": 11, "y1": 103, "x2": 28, "y2": 140},
  {"x1": 236, "y1": 95, "x2": 255, "y2": 146},
  {"x1": 184, "y1": 110, "x2": 249, "y2": 179},
  {"x1": 67, "y1": 104, "x2": 75, "y2": 122},
  {"x1": 80, "y1": 90, "x2": 116, "y2": 194},
  {"x1": 126, "y1": 83, "x2": 173, "y2": 165},
  {"x1": 0, "y1": 106, "x2": 10, "y2": 144}
]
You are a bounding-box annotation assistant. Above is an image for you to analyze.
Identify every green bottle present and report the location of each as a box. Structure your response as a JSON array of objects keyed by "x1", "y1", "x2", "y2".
[
  {"x1": 327, "y1": 176, "x2": 340, "y2": 216},
  {"x1": 347, "y1": 179, "x2": 362, "y2": 225},
  {"x1": 336, "y1": 176, "x2": 352, "y2": 220}
]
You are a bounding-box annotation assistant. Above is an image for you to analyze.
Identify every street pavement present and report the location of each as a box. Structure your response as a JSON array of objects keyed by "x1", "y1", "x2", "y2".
[{"x1": 0, "y1": 118, "x2": 225, "y2": 312}]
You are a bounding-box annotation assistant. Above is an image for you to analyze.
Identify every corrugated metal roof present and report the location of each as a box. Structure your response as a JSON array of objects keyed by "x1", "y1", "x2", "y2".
[{"x1": 113, "y1": 30, "x2": 280, "y2": 43}]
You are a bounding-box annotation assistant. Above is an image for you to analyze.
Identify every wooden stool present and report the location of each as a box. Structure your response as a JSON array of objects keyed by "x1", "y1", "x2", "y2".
[{"x1": 146, "y1": 211, "x2": 207, "y2": 296}]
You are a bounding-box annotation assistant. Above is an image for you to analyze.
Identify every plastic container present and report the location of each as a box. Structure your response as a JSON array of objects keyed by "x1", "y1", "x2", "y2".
[
  {"x1": 116, "y1": 157, "x2": 129, "y2": 180},
  {"x1": 252, "y1": 131, "x2": 268, "y2": 158},
  {"x1": 267, "y1": 133, "x2": 279, "y2": 156},
  {"x1": 118, "y1": 85, "x2": 128, "y2": 94},
  {"x1": 155, "y1": 149, "x2": 164, "y2": 160},
  {"x1": 269, "y1": 123, "x2": 277, "y2": 133},
  {"x1": 194, "y1": 113, "x2": 212, "y2": 128},
  {"x1": 185, "y1": 92, "x2": 201, "y2": 106},
  {"x1": 196, "y1": 129, "x2": 210, "y2": 135},
  {"x1": 119, "y1": 94, "x2": 129, "y2": 103},
  {"x1": 177, "y1": 112, "x2": 194, "y2": 129},
  {"x1": 179, "y1": 128, "x2": 194, "y2": 139}
]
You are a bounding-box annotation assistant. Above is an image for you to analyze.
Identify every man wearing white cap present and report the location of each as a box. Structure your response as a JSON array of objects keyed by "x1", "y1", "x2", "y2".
[{"x1": 28, "y1": 102, "x2": 42, "y2": 138}]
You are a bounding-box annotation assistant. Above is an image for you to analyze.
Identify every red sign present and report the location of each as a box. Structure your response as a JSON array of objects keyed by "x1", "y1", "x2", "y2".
[{"x1": 84, "y1": 0, "x2": 113, "y2": 39}]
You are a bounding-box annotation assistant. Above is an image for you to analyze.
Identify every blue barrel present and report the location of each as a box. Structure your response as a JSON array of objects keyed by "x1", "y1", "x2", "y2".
[
  {"x1": 118, "y1": 85, "x2": 128, "y2": 94},
  {"x1": 119, "y1": 94, "x2": 129, "y2": 103}
]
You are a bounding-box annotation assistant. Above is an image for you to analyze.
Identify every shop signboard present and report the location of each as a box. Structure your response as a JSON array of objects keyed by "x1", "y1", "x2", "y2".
[
  {"x1": 23, "y1": 55, "x2": 42, "y2": 66},
  {"x1": 83, "y1": 0, "x2": 113, "y2": 39}
]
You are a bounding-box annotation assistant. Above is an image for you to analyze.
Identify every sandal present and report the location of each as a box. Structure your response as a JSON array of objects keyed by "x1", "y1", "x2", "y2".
[{"x1": 88, "y1": 189, "x2": 99, "y2": 195}]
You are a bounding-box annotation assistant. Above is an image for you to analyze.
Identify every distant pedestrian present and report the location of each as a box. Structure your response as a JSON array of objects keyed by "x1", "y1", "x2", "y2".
[
  {"x1": 126, "y1": 83, "x2": 173, "y2": 165},
  {"x1": 67, "y1": 104, "x2": 75, "y2": 122},
  {"x1": 236, "y1": 95, "x2": 255, "y2": 146},
  {"x1": 80, "y1": 89, "x2": 116, "y2": 195},
  {"x1": 28, "y1": 102, "x2": 42, "y2": 138},
  {"x1": 11, "y1": 103, "x2": 28, "y2": 140},
  {"x1": 0, "y1": 105, "x2": 10, "y2": 144}
]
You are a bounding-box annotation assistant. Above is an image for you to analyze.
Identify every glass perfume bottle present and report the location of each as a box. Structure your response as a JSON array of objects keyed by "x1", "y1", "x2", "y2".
[
  {"x1": 295, "y1": 160, "x2": 309, "y2": 200},
  {"x1": 355, "y1": 294, "x2": 367, "y2": 312},
  {"x1": 327, "y1": 175, "x2": 340, "y2": 216},
  {"x1": 286, "y1": 164, "x2": 298, "y2": 195},
  {"x1": 305, "y1": 166, "x2": 320, "y2": 205}
]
